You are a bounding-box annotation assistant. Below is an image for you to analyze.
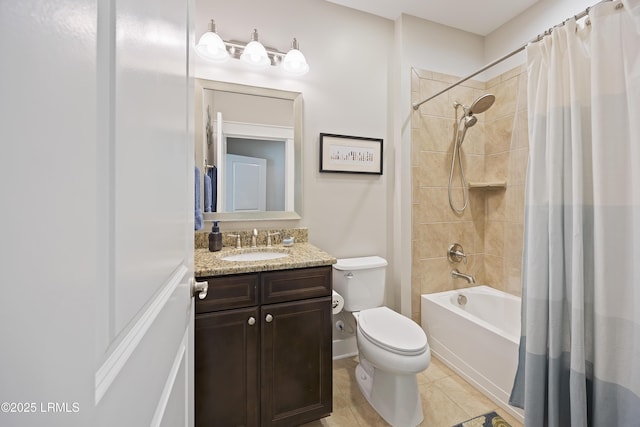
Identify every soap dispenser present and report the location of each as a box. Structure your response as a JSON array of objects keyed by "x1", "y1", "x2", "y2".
[{"x1": 208, "y1": 221, "x2": 222, "y2": 252}]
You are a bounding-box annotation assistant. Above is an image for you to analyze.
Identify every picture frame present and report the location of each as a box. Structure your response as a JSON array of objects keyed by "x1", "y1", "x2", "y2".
[{"x1": 319, "y1": 133, "x2": 383, "y2": 175}]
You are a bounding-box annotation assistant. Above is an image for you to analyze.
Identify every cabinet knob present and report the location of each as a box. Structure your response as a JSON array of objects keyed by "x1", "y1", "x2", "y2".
[
  {"x1": 265, "y1": 314, "x2": 273, "y2": 323},
  {"x1": 248, "y1": 317, "x2": 256, "y2": 326},
  {"x1": 190, "y1": 278, "x2": 208, "y2": 300}
]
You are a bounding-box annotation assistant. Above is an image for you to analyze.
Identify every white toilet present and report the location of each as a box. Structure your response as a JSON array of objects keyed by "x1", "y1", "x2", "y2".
[{"x1": 332, "y1": 256, "x2": 430, "y2": 427}]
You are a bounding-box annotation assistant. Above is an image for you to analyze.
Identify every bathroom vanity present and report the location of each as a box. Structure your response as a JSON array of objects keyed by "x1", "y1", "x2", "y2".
[{"x1": 194, "y1": 235, "x2": 335, "y2": 427}]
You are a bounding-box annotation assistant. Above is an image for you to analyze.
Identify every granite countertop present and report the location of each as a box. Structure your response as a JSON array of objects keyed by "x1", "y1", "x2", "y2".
[{"x1": 195, "y1": 242, "x2": 337, "y2": 277}]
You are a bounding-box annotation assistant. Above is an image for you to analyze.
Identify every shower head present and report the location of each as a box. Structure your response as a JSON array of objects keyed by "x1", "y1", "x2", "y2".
[
  {"x1": 464, "y1": 115, "x2": 477, "y2": 128},
  {"x1": 466, "y1": 94, "x2": 495, "y2": 115},
  {"x1": 456, "y1": 115, "x2": 477, "y2": 145},
  {"x1": 454, "y1": 93, "x2": 494, "y2": 145}
]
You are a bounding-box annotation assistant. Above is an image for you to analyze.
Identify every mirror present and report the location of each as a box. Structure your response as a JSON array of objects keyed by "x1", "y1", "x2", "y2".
[{"x1": 195, "y1": 79, "x2": 303, "y2": 221}]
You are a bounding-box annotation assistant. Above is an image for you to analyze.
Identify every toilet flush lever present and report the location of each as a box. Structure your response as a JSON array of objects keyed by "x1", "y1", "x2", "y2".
[{"x1": 345, "y1": 272, "x2": 354, "y2": 279}]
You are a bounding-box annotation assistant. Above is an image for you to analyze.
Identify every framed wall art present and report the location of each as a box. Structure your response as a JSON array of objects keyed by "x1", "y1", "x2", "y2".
[{"x1": 319, "y1": 133, "x2": 383, "y2": 175}]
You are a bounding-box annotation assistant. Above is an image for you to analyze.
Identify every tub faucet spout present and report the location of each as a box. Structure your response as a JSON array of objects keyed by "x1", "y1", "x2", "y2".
[{"x1": 451, "y1": 268, "x2": 475, "y2": 284}]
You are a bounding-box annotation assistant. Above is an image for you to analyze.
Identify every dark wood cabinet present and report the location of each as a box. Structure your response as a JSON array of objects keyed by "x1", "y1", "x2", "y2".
[
  {"x1": 195, "y1": 306, "x2": 260, "y2": 427},
  {"x1": 195, "y1": 266, "x2": 333, "y2": 427},
  {"x1": 261, "y1": 298, "x2": 332, "y2": 426}
]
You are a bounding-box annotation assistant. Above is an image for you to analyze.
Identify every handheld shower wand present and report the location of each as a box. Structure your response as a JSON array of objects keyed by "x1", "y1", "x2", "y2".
[{"x1": 448, "y1": 94, "x2": 495, "y2": 213}]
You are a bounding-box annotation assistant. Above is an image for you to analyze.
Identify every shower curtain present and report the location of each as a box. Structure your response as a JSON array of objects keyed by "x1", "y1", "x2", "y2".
[{"x1": 509, "y1": 1, "x2": 640, "y2": 426}]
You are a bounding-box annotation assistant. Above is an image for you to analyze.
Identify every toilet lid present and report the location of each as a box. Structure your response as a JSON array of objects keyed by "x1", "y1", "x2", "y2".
[{"x1": 357, "y1": 307, "x2": 428, "y2": 356}]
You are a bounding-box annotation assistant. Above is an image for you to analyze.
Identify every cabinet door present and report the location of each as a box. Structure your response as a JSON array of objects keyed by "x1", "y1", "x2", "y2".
[
  {"x1": 261, "y1": 297, "x2": 332, "y2": 426},
  {"x1": 195, "y1": 307, "x2": 260, "y2": 427}
]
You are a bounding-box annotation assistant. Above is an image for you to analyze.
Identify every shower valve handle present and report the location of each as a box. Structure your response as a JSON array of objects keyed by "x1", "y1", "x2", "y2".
[{"x1": 448, "y1": 243, "x2": 467, "y2": 264}]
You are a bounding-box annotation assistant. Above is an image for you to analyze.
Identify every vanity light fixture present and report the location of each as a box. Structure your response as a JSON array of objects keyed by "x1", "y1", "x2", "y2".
[{"x1": 196, "y1": 19, "x2": 309, "y2": 76}]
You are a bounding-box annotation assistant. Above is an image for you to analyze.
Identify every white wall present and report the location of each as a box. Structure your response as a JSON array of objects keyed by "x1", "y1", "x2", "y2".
[{"x1": 399, "y1": 14, "x2": 485, "y2": 78}]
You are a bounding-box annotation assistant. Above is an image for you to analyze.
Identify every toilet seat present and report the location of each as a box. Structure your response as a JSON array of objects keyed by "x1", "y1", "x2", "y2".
[{"x1": 357, "y1": 307, "x2": 428, "y2": 356}]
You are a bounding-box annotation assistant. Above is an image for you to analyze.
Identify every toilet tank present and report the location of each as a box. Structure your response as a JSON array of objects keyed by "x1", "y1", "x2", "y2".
[{"x1": 332, "y1": 256, "x2": 388, "y2": 311}]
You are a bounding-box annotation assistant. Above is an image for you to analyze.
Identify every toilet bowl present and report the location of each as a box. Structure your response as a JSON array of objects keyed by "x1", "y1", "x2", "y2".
[
  {"x1": 332, "y1": 257, "x2": 431, "y2": 427},
  {"x1": 356, "y1": 307, "x2": 431, "y2": 374},
  {"x1": 354, "y1": 307, "x2": 431, "y2": 427}
]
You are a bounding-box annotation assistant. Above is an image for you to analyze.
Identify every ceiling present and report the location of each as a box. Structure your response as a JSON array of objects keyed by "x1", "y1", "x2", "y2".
[{"x1": 324, "y1": 0, "x2": 541, "y2": 36}]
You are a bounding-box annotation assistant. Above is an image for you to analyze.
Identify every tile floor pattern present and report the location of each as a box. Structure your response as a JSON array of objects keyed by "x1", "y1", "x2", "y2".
[{"x1": 301, "y1": 356, "x2": 523, "y2": 427}]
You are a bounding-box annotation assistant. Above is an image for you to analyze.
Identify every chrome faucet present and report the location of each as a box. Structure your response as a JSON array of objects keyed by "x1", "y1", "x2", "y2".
[
  {"x1": 228, "y1": 234, "x2": 241, "y2": 249},
  {"x1": 451, "y1": 268, "x2": 475, "y2": 284},
  {"x1": 266, "y1": 231, "x2": 280, "y2": 247},
  {"x1": 251, "y1": 228, "x2": 258, "y2": 248}
]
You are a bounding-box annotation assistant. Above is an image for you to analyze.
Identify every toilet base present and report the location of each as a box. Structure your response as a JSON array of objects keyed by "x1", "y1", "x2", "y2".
[{"x1": 355, "y1": 357, "x2": 424, "y2": 427}]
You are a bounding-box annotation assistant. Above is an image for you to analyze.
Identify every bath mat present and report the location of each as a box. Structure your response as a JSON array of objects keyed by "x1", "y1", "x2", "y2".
[{"x1": 452, "y1": 411, "x2": 512, "y2": 427}]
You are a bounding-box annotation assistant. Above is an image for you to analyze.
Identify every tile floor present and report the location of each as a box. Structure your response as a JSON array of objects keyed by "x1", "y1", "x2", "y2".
[{"x1": 302, "y1": 355, "x2": 524, "y2": 427}]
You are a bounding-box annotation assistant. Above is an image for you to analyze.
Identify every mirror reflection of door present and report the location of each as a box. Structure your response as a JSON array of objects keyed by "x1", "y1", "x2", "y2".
[
  {"x1": 211, "y1": 120, "x2": 294, "y2": 212},
  {"x1": 227, "y1": 137, "x2": 286, "y2": 211},
  {"x1": 226, "y1": 154, "x2": 267, "y2": 212}
]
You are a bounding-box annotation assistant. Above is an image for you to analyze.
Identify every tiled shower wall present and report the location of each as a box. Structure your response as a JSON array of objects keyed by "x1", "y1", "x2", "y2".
[{"x1": 410, "y1": 65, "x2": 529, "y2": 322}]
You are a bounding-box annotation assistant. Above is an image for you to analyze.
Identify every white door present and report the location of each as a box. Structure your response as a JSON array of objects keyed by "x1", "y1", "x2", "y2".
[
  {"x1": 0, "y1": 1, "x2": 195, "y2": 426},
  {"x1": 226, "y1": 154, "x2": 268, "y2": 212}
]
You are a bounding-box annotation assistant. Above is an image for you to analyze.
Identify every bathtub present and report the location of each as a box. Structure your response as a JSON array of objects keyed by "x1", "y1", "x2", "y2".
[{"x1": 421, "y1": 286, "x2": 524, "y2": 422}]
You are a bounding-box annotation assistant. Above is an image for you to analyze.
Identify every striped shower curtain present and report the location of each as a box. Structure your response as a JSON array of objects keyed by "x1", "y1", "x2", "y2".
[{"x1": 509, "y1": 1, "x2": 640, "y2": 426}]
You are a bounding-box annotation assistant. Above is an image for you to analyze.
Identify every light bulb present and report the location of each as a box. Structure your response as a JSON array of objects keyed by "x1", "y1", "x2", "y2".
[
  {"x1": 240, "y1": 29, "x2": 270, "y2": 69},
  {"x1": 282, "y1": 38, "x2": 309, "y2": 76},
  {"x1": 196, "y1": 20, "x2": 229, "y2": 63}
]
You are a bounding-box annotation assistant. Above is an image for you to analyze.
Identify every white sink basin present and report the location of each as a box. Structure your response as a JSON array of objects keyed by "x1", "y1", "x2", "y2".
[{"x1": 221, "y1": 251, "x2": 290, "y2": 262}]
